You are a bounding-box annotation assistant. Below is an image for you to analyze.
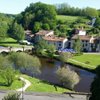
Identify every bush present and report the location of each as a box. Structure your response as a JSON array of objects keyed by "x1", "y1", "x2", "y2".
[
  {"x1": 56, "y1": 66, "x2": 80, "y2": 90},
  {"x1": 2, "y1": 93, "x2": 21, "y2": 100},
  {"x1": 8, "y1": 52, "x2": 41, "y2": 74}
]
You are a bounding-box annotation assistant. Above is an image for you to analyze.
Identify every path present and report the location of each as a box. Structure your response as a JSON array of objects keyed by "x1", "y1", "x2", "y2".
[{"x1": 16, "y1": 77, "x2": 31, "y2": 92}]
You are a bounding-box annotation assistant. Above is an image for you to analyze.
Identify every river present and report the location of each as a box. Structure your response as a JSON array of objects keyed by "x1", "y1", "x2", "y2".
[{"x1": 36, "y1": 58, "x2": 95, "y2": 93}]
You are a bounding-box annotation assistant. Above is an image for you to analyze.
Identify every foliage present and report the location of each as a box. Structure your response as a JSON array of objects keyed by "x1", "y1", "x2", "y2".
[
  {"x1": 84, "y1": 7, "x2": 98, "y2": 18},
  {"x1": 46, "y1": 44, "x2": 56, "y2": 58},
  {"x1": 0, "y1": 55, "x2": 17, "y2": 86},
  {"x1": 33, "y1": 22, "x2": 41, "y2": 33},
  {"x1": 0, "y1": 67, "x2": 17, "y2": 86},
  {"x1": 56, "y1": 3, "x2": 98, "y2": 18},
  {"x1": 9, "y1": 22, "x2": 25, "y2": 41},
  {"x1": 0, "y1": 22, "x2": 8, "y2": 40},
  {"x1": 59, "y1": 52, "x2": 72, "y2": 63},
  {"x1": 2, "y1": 93, "x2": 21, "y2": 100},
  {"x1": 22, "y1": 75, "x2": 70, "y2": 93},
  {"x1": 0, "y1": 55, "x2": 12, "y2": 69},
  {"x1": 35, "y1": 40, "x2": 48, "y2": 54},
  {"x1": 89, "y1": 65, "x2": 100, "y2": 100},
  {"x1": 56, "y1": 66, "x2": 80, "y2": 90},
  {"x1": 73, "y1": 36, "x2": 82, "y2": 53},
  {"x1": 16, "y1": 2, "x2": 57, "y2": 31},
  {"x1": 8, "y1": 52, "x2": 41, "y2": 74}
]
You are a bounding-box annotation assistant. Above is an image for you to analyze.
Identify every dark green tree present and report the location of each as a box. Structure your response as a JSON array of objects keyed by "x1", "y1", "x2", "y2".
[
  {"x1": 15, "y1": 2, "x2": 57, "y2": 30},
  {"x1": 73, "y1": 36, "x2": 82, "y2": 53},
  {"x1": 33, "y1": 22, "x2": 41, "y2": 33},
  {"x1": 9, "y1": 22, "x2": 25, "y2": 41},
  {"x1": 89, "y1": 65, "x2": 100, "y2": 100}
]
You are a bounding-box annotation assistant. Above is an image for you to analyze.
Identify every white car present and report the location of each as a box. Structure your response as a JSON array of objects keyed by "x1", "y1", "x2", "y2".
[{"x1": 19, "y1": 40, "x2": 32, "y2": 45}]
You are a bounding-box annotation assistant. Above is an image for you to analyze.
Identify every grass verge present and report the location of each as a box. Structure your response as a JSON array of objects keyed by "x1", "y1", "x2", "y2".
[{"x1": 21, "y1": 75, "x2": 71, "y2": 93}]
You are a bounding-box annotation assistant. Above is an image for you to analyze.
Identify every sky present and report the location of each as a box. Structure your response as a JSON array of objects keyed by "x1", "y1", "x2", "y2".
[{"x1": 0, "y1": 0, "x2": 100, "y2": 14}]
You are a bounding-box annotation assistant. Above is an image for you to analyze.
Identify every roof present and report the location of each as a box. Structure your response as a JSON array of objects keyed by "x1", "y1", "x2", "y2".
[
  {"x1": 35, "y1": 30, "x2": 53, "y2": 36},
  {"x1": 72, "y1": 35, "x2": 91, "y2": 41},
  {"x1": 43, "y1": 35, "x2": 67, "y2": 42}
]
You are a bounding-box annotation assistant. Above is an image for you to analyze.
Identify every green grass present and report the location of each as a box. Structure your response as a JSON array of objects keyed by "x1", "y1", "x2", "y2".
[
  {"x1": 0, "y1": 74, "x2": 71, "y2": 93},
  {"x1": 22, "y1": 75, "x2": 71, "y2": 93},
  {"x1": 56, "y1": 15, "x2": 89, "y2": 24},
  {"x1": 57, "y1": 15, "x2": 79, "y2": 22},
  {"x1": 0, "y1": 37, "x2": 31, "y2": 47},
  {"x1": 68, "y1": 54, "x2": 100, "y2": 70},
  {"x1": 0, "y1": 76, "x2": 23, "y2": 90}
]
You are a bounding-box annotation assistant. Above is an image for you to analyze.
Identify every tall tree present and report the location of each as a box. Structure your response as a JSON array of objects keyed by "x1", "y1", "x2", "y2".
[
  {"x1": 73, "y1": 37, "x2": 82, "y2": 53},
  {"x1": 15, "y1": 2, "x2": 57, "y2": 30},
  {"x1": 9, "y1": 22, "x2": 25, "y2": 41}
]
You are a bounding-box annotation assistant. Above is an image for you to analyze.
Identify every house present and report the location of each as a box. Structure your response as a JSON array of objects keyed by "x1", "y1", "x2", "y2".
[
  {"x1": 43, "y1": 35, "x2": 68, "y2": 50},
  {"x1": 25, "y1": 30, "x2": 34, "y2": 41},
  {"x1": 74, "y1": 28, "x2": 86, "y2": 36},
  {"x1": 35, "y1": 30, "x2": 54, "y2": 42},
  {"x1": 70, "y1": 35, "x2": 96, "y2": 52},
  {"x1": 34, "y1": 30, "x2": 68, "y2": 50},
  {"x1": 95, "y1": 37, "x2": 100, "y2": 52}
]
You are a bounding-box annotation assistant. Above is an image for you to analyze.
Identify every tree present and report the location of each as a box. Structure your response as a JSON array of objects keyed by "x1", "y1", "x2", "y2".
[
  {"x1": 89, "y1": 65, "x2": 100, "y2": 100},
  {"x1": 46, "y1": 44, "x2": 56, "y2": 58},
  {"x1": 8, "y1": 52, "x2": 41, "y2": 74},
  {"x1": 0, "y1": 22, "x2": 8, "y2": 41},
  {"x1": 42, "y1": 23, "x2": 50, "y2": 30},
  {"x1": 33, "y1": 22, "x2": 41, "y2": 33},
  {"x1": 84, "y1": 7, "x2": 98, "y2": 18},
  {"x1": 56, "y1": 66, "x2": 80, "y2": 90},
  {"x1": 73, "y1": 36, "x2": 82, "y2": 53},
  {"x1": 16, "y1": 2, "x2": 57, "y2": 30},
  {"x1": 2, "y1": 93, "x2": 20, "y2": 100},
  {"x1": 59, "y1": 52, "x2": 72, "y2": 63},
  {"x1": 9, "y1": 22, "x2": 25, "y2": 41},
  {"x1": 0, "y1": 67, "x2": 16, "y2": 86}
]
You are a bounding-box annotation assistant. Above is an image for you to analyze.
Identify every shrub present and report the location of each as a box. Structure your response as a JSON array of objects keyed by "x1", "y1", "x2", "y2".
[
  {"x1": 56, "y1": 66, "x2": 80, "y2": 90},
  {"x1": 2, "y1": 93, "x2": 21, "y2": 100}
]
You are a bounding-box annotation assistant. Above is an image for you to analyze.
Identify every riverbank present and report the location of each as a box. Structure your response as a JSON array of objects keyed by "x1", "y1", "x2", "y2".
[
  {"x1": 68, "y1": 54, "x2": 100, "y2": 73},
  {"x1": 34, "y1": 51, "x2": 97, "y2": 73},
  {"x1": 0, "y1": 74, "x2": 70, "y2": 93}
]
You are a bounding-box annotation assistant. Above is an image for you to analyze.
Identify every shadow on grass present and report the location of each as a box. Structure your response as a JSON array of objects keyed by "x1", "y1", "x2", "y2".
[
  {"x1": 0, "y1": 42, "x2": 18, "y2": 44},
  {"x1": 38, "y1": 80, "x2": 70, "y2": 91},
  {"x1": 0, "y1": 82, "x2": 8, "y2": 87}
]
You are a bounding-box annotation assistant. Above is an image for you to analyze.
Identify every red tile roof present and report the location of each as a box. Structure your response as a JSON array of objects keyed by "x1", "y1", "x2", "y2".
[
  {"x1": 72, "y1": 35, "x2": 91, "y2": 41},
  {"x1": 43, "y1": 35, "x2": 66, "y2": 42},
  {"x1": 35, "y1": 30, "x2": 53, "y2": 36}
]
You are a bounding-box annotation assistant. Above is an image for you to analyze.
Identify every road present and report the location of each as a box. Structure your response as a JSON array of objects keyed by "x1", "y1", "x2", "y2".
[{"x1": 0, "y1": 91, "x2": 88, "y2": 100}]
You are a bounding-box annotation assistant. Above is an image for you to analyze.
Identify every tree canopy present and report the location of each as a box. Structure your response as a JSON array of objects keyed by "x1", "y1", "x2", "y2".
[{"x1": 15, "y1": 2, "x2": 57, "y2": 32}]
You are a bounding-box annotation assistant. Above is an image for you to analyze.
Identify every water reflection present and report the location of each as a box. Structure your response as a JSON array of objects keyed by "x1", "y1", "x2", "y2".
[{"x1": 37, "y1": 58, "x2": 95, "y2": 92}]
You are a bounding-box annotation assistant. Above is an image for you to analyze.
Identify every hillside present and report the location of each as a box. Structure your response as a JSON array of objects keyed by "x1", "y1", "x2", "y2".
[{"x1": 56, "y1": 15, "x2": 90, "y2": 24}]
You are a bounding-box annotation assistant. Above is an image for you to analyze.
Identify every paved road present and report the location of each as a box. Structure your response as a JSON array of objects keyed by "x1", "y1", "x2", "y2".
[{"x1": 0, "y1": 91, "x2": 88, "y2": 100}]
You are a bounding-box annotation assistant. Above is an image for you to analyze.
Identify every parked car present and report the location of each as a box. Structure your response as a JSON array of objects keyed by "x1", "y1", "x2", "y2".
[{"x1": 19, "y1": 40, "x2": 32, "y2": 45}]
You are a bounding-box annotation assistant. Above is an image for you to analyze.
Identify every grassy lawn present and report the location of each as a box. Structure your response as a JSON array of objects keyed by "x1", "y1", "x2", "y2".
[
  {"x1": 0, "y1": 37, "x2": 29, "y2": 47},
  {"x1": 0, "y1": 74, "x2": 71, "y2": 93},
  {"x1": 57, "y1": 15, "x2": 79, "y2": 22},
  {"x1": 21, "y1": 75, "x2": 71, "y2": 93},
  {"x1": 68, "y1": 54, "x2": 100, "y2": 70},
  {"x1": 56, "y1": 15, "x2": 90, "y2": 24},
  {"x1": 0, "y1": 76, "x2": 23, "y2": 90}
]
